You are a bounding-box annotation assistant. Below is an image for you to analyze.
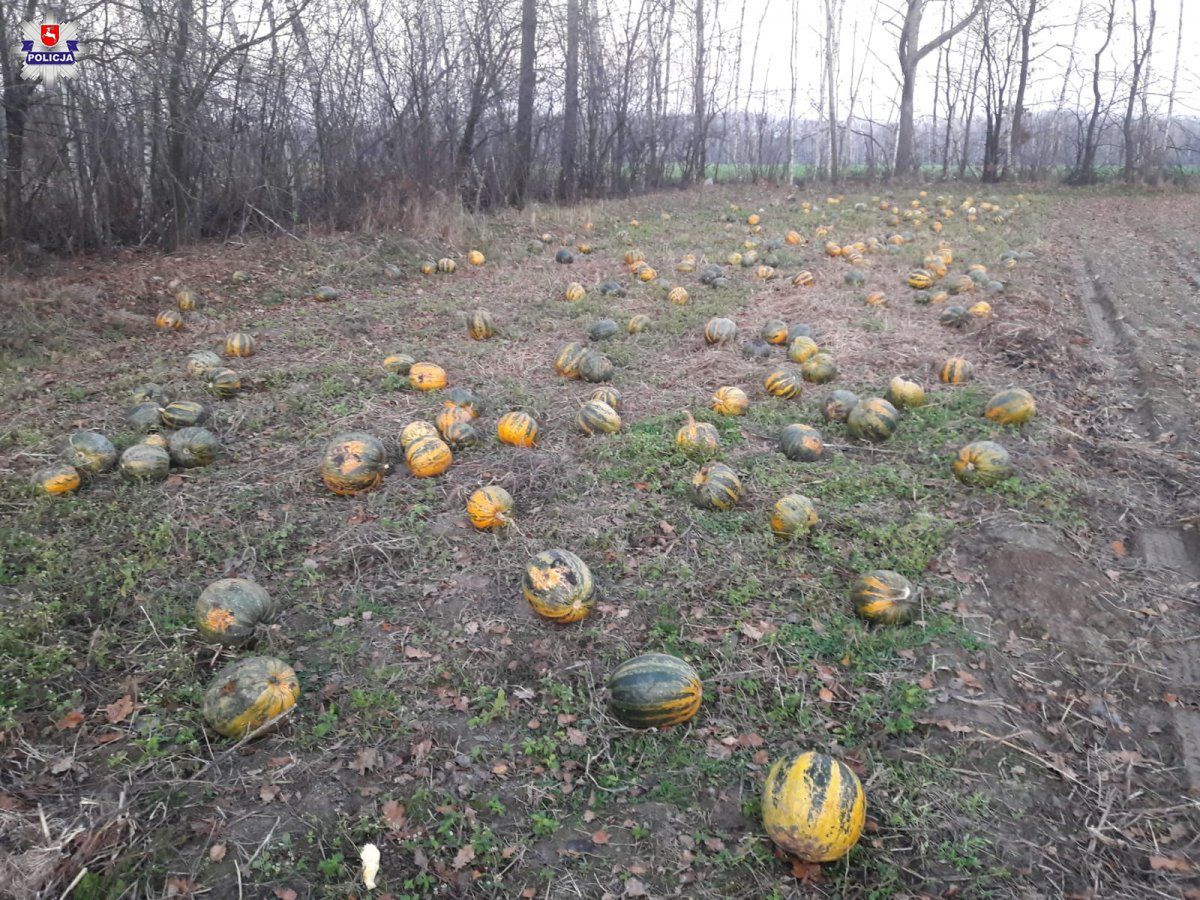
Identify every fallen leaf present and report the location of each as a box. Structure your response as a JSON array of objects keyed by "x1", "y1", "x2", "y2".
[
  {"x1": 56, "y1": 710, "x2": 85, "y2": 730},
  {"x1": 566, "y1": 727, "x2": 587, "y2": 747},
  {"x1": 259, "y1": 784, "x2": 281, "y2": 803},
  {"x1": 452, "y1": 844, "x2": 475, "y2": 869},
  {"x1": 105, "y1": 695, "x2": 135, "y2": 725},
  {"x1": 1110, "y1": 540, "x2": 1127, "y2": 557},
  {"x1": 208, "y1": 843, "x2": 226, "y2": 862},
  {"x1": 624, "y1": 877, "x2": 647, "y2": 897},
  {"x1": 789, "y1": 858, "x2": 824, "y2": 883},
  {"x1": 352, "y1": 748, "x2": 380, "y2": 775},
  {"x1": 166, "y1": 878, "x2": 200, "y2": 897},
  {"x1": 592, "y1": 830, "x2": 610, "y2": 845},
  {"x1": 273, "y1": 890, "x2": 298, "y2": 900},
  {"x1": 404, "y1": 645, "x2": 433, "y2": 660},
  {"x1": 382, "y1": 800, "x2": 406, "y2": 829},
  {"x1": 818, "y1": 687, "x2": 834, "y2": 703},
  {"x1": 1149, "y1": 855, "x2": 1193, "y2": 873}
]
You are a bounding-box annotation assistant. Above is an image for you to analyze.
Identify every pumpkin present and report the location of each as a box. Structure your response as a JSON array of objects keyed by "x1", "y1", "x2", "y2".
[
  {"x1": 409, "y1": 362, "x2": 447, "y2": 391},
  {"x1": 522, "y1": 549, "x2": 594, "y2": 623},
  {"x1": 761, "y1": 320, "x2": 788, "y2": 345},
  {"x1": 969, "y1": 300, "x2": 992, "y2": 318},
  {"x1": 554, "y1": 248, "x2": 575, "y2": 265},
  {"x1": 624, "y1": 248, "x2": 646, "y2": 267},
  {"x1": 948, "y1": 274, "x2": 975, "y2": 295},
  {"x1": 555, "y1": 342, "x2": 589, "y2": 379},
  {"x1": 175, "y1": 289, "x2": 199, "y2": 311},
  {"x1": 704, "y1": 317, "x2": 738, "y2": 346},
  {"x1": 771, "y1": 494, "x2": 819, "y2": 539},
  {"x1": 169, "y1": 427, "x2": 219, "y2": 468},
  {"x1": 822, "y1": 390, "x2": 860, "y2": 422},
  {"x1": 609, "y1": 653, "x2": 702, "y2": 729},
  {"x1": 726, "y1": 251, "x2": 743, "y2": 267},
  {"x1": 604, "y1": 314, "x2": 634, "y2": 339},
  {"x1": 202, "y1": 656, "x2": 299, "y2": 740},
  {"x1": 864, "y1": 291, "x2": 887, "y2": 308},
  {"x1": 577, "y1": 243, "x2": 592, "y2": 254},
  {"x1": 161, "y1": 400, "x2": 208, "y2": 428},
  {"x1": 321, "y1": 432, "x2": 388, "y2": 495},
  {"x1": 443, "y1": 386, "x2": 485, "y2": 418},
  {"x1": 843, "y1": 269, "x2": 867, "y2": 287},
  {"x1": 747, "y1": 213, "x2": 761, "y2": 226},
  {"x1": 792, "y1": 270, "x2": 815, "y2": 288},
  {"x1": 467, "y1": 485, "x2": 513, "y2": 530},
  {"x1": 120, "y1": 443, "x2": 171, "y2": 479},
  {"x1": 689, "y1": 462, "x2": 742, "y2": 511},
  {"x1": 929, "y1": 290, "x2": 950, "y2": 305},
  {"x1": 127, "y1": 402, "x2": 164, "y2": 431},
  {"x1": 787, "y1": 336, "x2": 819, "y2": 364},
  {"x1": 312, "y1": 286, "x2": 340, "y2": 301},
  {"x1": 787, "y1": 323, "x2": 814, "y2": 344},
  {"x1": 405, "y1": 435, "x2": 453, "y2": 477},
  {"x1": 779, "y1": 424, "x2": 824, "y2": 462},
  {"x1": 589, "y1": 319, "x2": 619, "y2": 341},
  {"x1": 800, "y1": 354, "x2": 837, "y2": 385},
  {"x1": 675, "y1": 255, "x2": 697, "y2": 273},
  {"x1": 131, "y1": 383, "x2": 166, "y2": 405},
  {"x1": 467, "y1": 309, "x2": 495, "y2": 340},
  {"x1": 195, "y1": 578, "x2": 276, "y2": 645},
  {"x1": 985, "y1": 388, "x2": 1036, "y2": 425},
  {"x1": 540, "y1": 232, "x2": 554, "y2": 244},
  {"x1": 667, "y1": 285, "x2": 689, "y2": 305},
  {"x1": 207, "y1": 368, "x2": 241, "y2": 399},
  {"x1": 187, "y1": 350, "x2": 223, "y2": 378},
  {"x1": 824, "y1": 241, "x2": 842, "y2": 257},
  {"x1": 225, "y1": 333, "x2": 255, "y2": 357},
  {"x1": 589, "y1": 386, "x2": 622, "y2": 410},
  {"x1": 383, "y1": 263, "x2": 402, "y2": 280},
  {"x1": 762, "y1": 751, "x2": 866, "y2": 862},
  {"x1": 637, "y1": 266, "x2": 657, "y2": 282},
  {"x1": 847, "y1": 398, "x2": 898, "y2": 443},
  {"x1": 756, "y1": 265, "x2": 777, "y2": 280},
  {"x1": 676, "y1": 413, "x2": 720, "y2": 457},
  {"x1": 885, "y1": 376, "x2": 925, "y2": 409},
  {"x1": 939, "y1": 305, "x2": 970, "y2": 329},
  {"x1": 785, "y1": 230, "x2": 803, "y2": 245},
  {"x1": 437, "y1": 258, "x2": 457, "y2": 274},
  {"x1": 851, "y1": 570, "x2": 915, "y2": 625},
  {"x1": 764, "y1": 368, "x2": 802, "y2": 399},
  {"x1": 497, "y1": 411, "x2": 539, "y2": 447},
  {"x1": 579, "y1": 352, "x2": 614, "y2": 383},
  {"x1": 156, "y1": 310, "x2": 184, "y2": 330},
  {"x1": 743, "y1": 339, "x2": 773, "y2": 359},
  {"x1": 382, "y1": 353, "x2": 415, "y2": 376},
  {"x1": 64, "y1": 431, "x2": 117, "y2": 474},
  {"x1": 436, "y1": 406, "x2": 473, "y2": 438},
  {"x1": 939, "y1": 357, "x2": 973, "y2": 384},
  {"x1": 577, "y1": 399, "x2": 621, "y2": 435},
  {"x1": 468, "y1": 250, "x2": 485, "y2": 266},
  {"x1": 599, "y1": 280, "x2": 626, "y2": 297},
  {"x1": 952, "y1": 440, "x2": 1012, "y2": 486},
  {"x1": 400, "y1": 421, "x2": 439, "y2": 449},
  {"x1": 441, "y1": 420, "x2": 478, "y2": 449},
  {"x1": 907, "y1": 270, "x2": 934, "y2": 289},
  {"x1": 711, "y1": 386, "x2": 749, "y2": 416},
  {"x1": 563, "y1": 282, "x2": 586, "y2": 302},
  {"x1": 33, "y1": 464, "x2": 81, "y2": 496},
  {"x1": 420, "y1": 260, "x2": 437, "y2": 275}
]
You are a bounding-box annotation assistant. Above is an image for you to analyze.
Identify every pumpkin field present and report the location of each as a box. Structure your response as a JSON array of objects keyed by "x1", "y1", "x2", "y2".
[{"x1": 2, "y1": 185, "x2": 1200, "y2": 897}]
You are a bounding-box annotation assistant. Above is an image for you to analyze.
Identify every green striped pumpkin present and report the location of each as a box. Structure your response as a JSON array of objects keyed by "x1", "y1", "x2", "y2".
[
  {"x1": 522, "y1": 549, "x2": 594, "y2": 623},
  {"x1": 206, "y1": 368, "x2": 241, "y2": 399},
  {"x1": 195, "y1": 578, "x2": 277, "y2": 645},
  {"x1": 589, "y1": 386, "x2": 622, "y2": 411},
  {"x1": 771, "y1": 494, "x2": 819, "y2": 539},
  {"x1": 202, "y1": 656, "x2": 299, "y2": 740},
  {"x1": 554, "y1": 342, "x2": 589, "y2": 378},
  {"x1": 169, "y1": 427, "x2": 219, "y2": 468},
  {"x1": 851, "y1": 570, "x2": 915, "y2": 625},
  {"x1": 64, "y1": 431, "x2": 117, "y2": 474},
  {"x1": 120, "y1": 443, "x2": 171, "y2": 479},
  {"x1": 689, "y1": 462, "x2": 742, "y2": 511},
  {"x1": 801, "y1": 353, "x2": 838, "y2": 384},
  {"x1": 467, "y1": 309, "x2": 495, "y2": 340},
  {"x1": 382, "y1": 353, "x2": 416, "y2": 376},
  {"x1": 846, "y1": 398, "x2": 898, "y2": 443},
  {"x1": 764, "y1": 368, "x2": 802, "y2": 399},
  {"x1": 984, "y1": 388, "x2": 1036, "y2": 425},
  {"x1": 608, "y1": 653, "x2": 702, "y2": 729},
  {"x1": 444, "y1": 386, "x2": 486, "y2": 418},
  {"x1": 787, "y1": 336, "x2": 820, "y2": 364},
  {"x1": 779, "y1": 424, "x2": 823, "y2": 462},
  {"x1": 441, "y1": 420, "x2": 478, "y2": 449},
  {"x1": 822, "y1": 390, "x2": 860, "y2": 423},
  {"x1": 578, "y1": 351, "x2": 614, "y2": 383},
  {"x1": 704, "y1": 317, "x2": 738, "y2": 345},
  {"x1": 761, "y1": 320, "x2": 789, "y2": 345},
  {"x1": 885, "y1": 376, "x2": 925, "y2": 409},
  {"x1": 187, "y1": 350, "x2": 223, "y2": 378},
  {"x1": 577, "y1": 399, "x2": 621, "y2": 435},
  {"x1": 952, "y1": 440, "x2": 1012, "y2": 486},
  {"x1": 160, "y1": 400, "x2": 208, "y2": 429}
]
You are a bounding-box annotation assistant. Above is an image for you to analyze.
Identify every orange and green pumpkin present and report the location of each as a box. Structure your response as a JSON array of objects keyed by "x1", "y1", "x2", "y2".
[
  {"x1": 676, "y1": 413, "x2": 720, "y2": 457},
  {"x1": 948, "y1": 274, "x2": 975, "y2": 295},
  {"x1": 409, "y1": 362, "x2": 447, "y2": 391},
  {"x1": 577, "y1": 399, "x2": 621, "y2": 435},
  {"x1": 764, "y1": 368, "x2": 802, "y2": 399},
  {"x1": 160, "y1": 400, "x2": 208, "y2": 429},
  {"x1": 497, "y1": 411, "x2": 539, "y2": 447},
  {"x1": 847, "y1": 398, "x2": 898, "y2": 443},
  {"x1": 711, "y1": 386, "x2": 749, "y2": 416},
  {"x1": 195, "y1": 578, "x2": 277, "y2": 645},
  {"x1": 864, "y1": 291, "x2": 887, "y2": 308},
  {"x1": 800, "y1": 353, "x2": 837, "y2": 385},
  {"x1": 467, "y1": 309, "x2": 495, "y2": 340},
  {"x1": 206, "y1": 368, "x2": 241, "y2": 399},
  {"x1": 33, "y1": 464, "x2": 81, "y2": 496},
  {"x1": 885, "y1": 376, "x2": 925, "y2": 409},
  {"x1": 667, "y1": 285, "x2": 689, "y2": 305},
  {"x1": 383, "y1": 263, "x2": 402, "y2": 280},
  {"x1": 202, "y1": 656, "x2": 299, "y2": 740},
  {"x1": 624, "y1": 248, "x2": 646, "y2": 267},
  {"x1": 851, "y1": 570, "x2": 915, "y2": 625},
  {"x1": 792, "y1": 270, "x2": 815, "y2": 287},
  {"x1": 169, "y1": 426, "x2": 219, "y2": 468},
  {"x1": 984, "y1": 388, "x2": 1036, "y2": 426},
  {"x1": 787, "y1": 336, "x2": 820, "y2": 364},
  {"x1": 143, "y1": 433, "x2": 169, "y2": 450},
  {"x1": 156, "y1": 310, "x2": 184, "y2": 330},
  {"x1": 321, "y1": 432, "x2": 388, "y2": 495},
  {"x1": 64, "y1": 431, "x2": 117, "y2": 474},
  {"x1": 637, "y1": 265, "x2": 658, "y2": 282},
  {"x1": 436, "y1": 258, "x2": 457, "y2": 274},
  {"x1": 952, "y1": 440, "x2": 1012, "y2": 486},
  {"x1": 312, "y1": 286, "x2": 340, "y2": 301},
  {"x1": 554, "y1": 342, "x2": 589, "y2": 378},
  {"x1": 522, "y1": 549, "x2": 594, "y2": 623},
  {"x1": 939, "y1": 305, "x2": 970, "y2": 329},
  {"x1": 822, "y1": 390, "x2": 860, "y2": 422},
  {"x1": 762, "y1": 751, "x2": 866, "y2": 863},
  {"x1": 175, "y1": 289, "x2": 199, "y2": 311},
  {"x1": 400, "y1": 421, "x2": 438, "y2": 450},
  {"x1": 467, "y1": 485, "x2": 513, "y2": 531},
  {"x1": 939, "y1": 357, "x2": 973, "y2": 384},
  {"x1": 405, "y1": 435, "x2": 453, "y2": 477},
  {"x1": 225, "y1": 332, "x2": 255, "y2": 357},
  {"x1": 120, "y1": 443, "x2": 171, "y2": 479},
  {"x1": 756, "y1": 265, "x2": 777, "y2": 280},
  {"x1": 441, "y1": 419, "x2": 478, "y2": 449},
  {"x1": 704, "y1": 317, "x2": 738, "y2": 346},
  {"x1": 127, "y1": 401, "x2": 164, "y2": 432},
  {"x1": 780, "y1": 424, "x2": 824, "y2": 462},
  {"x1": 443, "y1": 386, "x2": 485, "y2": 419},
  {"x1": 382, "y1": 353, "x2": 415, "y2": 376},
  {"x1": 907, "y1": 270, "x2": 934, "y2": 290},
  {"x1": 787, "y1": 323, "x2": 814, "y2": 344},
  {"x1": 628, "y1": 314, "x2": 651, "y2": 334},
  {"x1": 760, "y1": 320, "x2": 788, "y2": 345},
  {"x1": 578, "y1": 351, "x2": 614, "y2": 383},
  {"x1": 771, "y1": 494, "x2": 819, "y2": 539},
  {"x1": 785, "y1": 230, "x2": 803, "y2": 245},
  {"x1": 467, "y1": 250, "x2": 485, "y2": 266},
  {"x1": 608, "y1": 653, "x2": 702, "y2": 729},
  {"x1": 563, "y1": 282, "x2": 586, "y2": 302},
  {"x1": 969, "y1": 300, "x2": 992, "y2": 318},
  {"x1": 187, "y1": 350, "x2": 223, "y2": 378},
  {"x1": 420, "y1": 260, "x2": 437, "y2": 276},
  {"x1": 689, "y1": 462, "x2": 743, "y2": 510},
  {"x1": 589, "y1": 319, "x2": 620, "y2": 342},
  {"x1": 589, "y1": 386, "x2": 622, "y2": 411}
]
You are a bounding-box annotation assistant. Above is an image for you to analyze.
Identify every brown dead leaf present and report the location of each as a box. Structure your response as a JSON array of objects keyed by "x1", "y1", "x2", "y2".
[
  {"x1": 404, "y1": 645, "x2": 433, "y2": 660},
  {"x1": 1149, "y1": 855, "x2": 1193, "y2": 873},
  {"x1": 592, "y1": 830, "x2": 610, "y2": 845},
  {"x1": 624, "y1": 877, "x2": 647, "y2": 897},
  {"x1": 1110, "y1": 539, "x2": 1127, "y2": 557},
  {"x1": 259, "y1": 784, "x2": 281, "y2": 803},
  {"x1": 566, "y1": 727, "x2": 587, "y2": 747},
  {"x1": 166, "y1": 878, "x2": 200, "y2": 897},
  {"x1": 274, "y1": 890, "x2": 299, "y2": 900},
  {"x1": 452, "y1": 844, "x2": 475, "y2": 870},
  {"x1": 105, "y1": 695, "x2": 135, "y2": 725},
  {"x1": 56, "y1": 710, "x2": 85, "y2": 730},
  {"x1": 410, "y1": 736, "x2": 433, "y2": 762},
  {"x1": 352, "y1": 748, "x2": 380, "y2": 775},
  {"x1": 208, "y1": 843, "x2": 227, "y2": 862},
  {"x1": 818, "y1": 687, "x2": 834, "y2": 703},
  {"x1": 382, "y1": 800, "x2": 407, "y2": 829},
  {"x1": 789, "y1": 858, "x2": 825, "y2": 883}
]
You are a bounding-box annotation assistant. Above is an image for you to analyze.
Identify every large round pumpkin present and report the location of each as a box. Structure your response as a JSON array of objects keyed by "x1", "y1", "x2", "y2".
[
  {"x1": 885, "y1": 376, "x2": 925, "y2": 409},
  {"x1": 952, "y1": 440, "x2": 1012, "y2": 486},
  {"x1": 467, "y1": 309, "x2": 495, "y2": 340},
  {"x1": 590, "y1": 386, "x2": 622, "y2": 411},
  {"x1": 939, "y1": 357, "x2": 973, "y2": 384},
  {"x1": 554, "y1": 342, "x2": 589, "y2": 378},
  {"x1": 851, "y1": 570, "x2": 915, "y2": 625},
  {"x1": 497, "y1": 411, "x2": 538, "y2": 447},
  {"x1": 441, "y1": 419, "x2": 478, "y2": 449},
  {"x1": 764, "y1": 368, "x2": 802, "y2": 399},
  {"x1": 444, "y1": 386, "x2": 485, "y2": 419},
  {"x1": 847, "y1": 398, "x2": 898, "y2": 443},
  {"x1": 822, "y1": 390, "x2": 860, "y2": 423},
  {"x1": 704, "y1": 317, "x2": 738, "y2": 346},
  {"x1": 175, "y1": 289, "x2": 199, "y2": 311},
  {"x1": 467, "y1": 250, "x2": 485, "y2": 266},
  {"x1": 939, "y1": 305, "x2": 970, "y2": 329},
  {"x1": 64, "y1": 431, "x2": 117, "y2": 474},
  {"x1": 577, "y1": 400, "x2": 621, "y2": 435},
  {"x1": 467, "y1": 486, "x2": 513, "y2": 531},
  {"x1": 437, "y1": 258, "x2": 457, "y2": 274},
  {"x1": 400, "y1": 421, "x2": 438, "y2": 450},
  {"x1": 321, "y1": 432, "x2": 388, "y2": 495},
  {"x1": 120, "y1": 443, "x2": 171, "y2": 479},
  {"x1": 169, "y1": 427, "x2": 219, "y2": 468},
  {"x1": 312, "y1": 286, "x2": 340, "y2": 301},
  {"x1": 555, "y1": 248, "x2": 575, "y2": 265},
  {"x1": 405, "y1": 435, "x2": 453, "y2": 478},
  {"x1": 800, "y1": 353, "x2": 837, "y2": 385},
  {"x1": 667, "y1": 286, "x2": 688, "y2": 305},
  {"x1": 436, "y1": 406, "x2": 473, "y2": 439},
  {"x1": 589, "y1": 319, "x2": 620, "y2": 342},
  {"x1": 563, "y1": 282, "x2": 586, "y2": 302},
  {"x1": 206, "y1": 368, "x2": 241, "y2": 399},
  {"x1": 907, "y1": 270, "x2": 934, "y2": 290},
  {"x1": 761, "y1": 751, "x2": 866, "y2": 863},
  {"x1": 771, "y1": 494, "x2": 818, "y2": 539},
  {"x1": 792, "y1": 270, "x2": 815, "y2": 287},
  {"x1": 187, "y1": 350, "x2": 223, "y2": 379},
  {"x1": 608, "y1": 653, "x2": 702, "y2": 729},
  {"x1": 522, "y1": 549, "x2": 594, "y2": 623},
  {"x1": 33, "y1": 464, "x2": 81, "y2": 496},
  {"x1": 787, "y1": 336, "x2": 819, "y2": 364},
  {"x1": 761, "y1": 320, "x2": 788, "y2": 345},
  {"x1": 225, "y1": 333, "x2": 255, "y2": 357},
  {"x1": 985, "y1": 388, "x2": 1036, "y2": 425},
  {"x1": 779, "y1": 424, "x2": 823, "y2": 462},
  {"x1": 689, "y1": 462, "x2": 742, "y2": 511},
  {"x1": 676, "y1": 414, "x2": 720, "y2": 458},
  {"x1": 195, "y1": 578, "x2": 277, "y2": 645},
  {"x1": 382, "y1": 353, "x2": 415, "y2": 376},
  {"x1": 156, "y1": 310, "x2": 184, "y2": 330},
  {"x1": 578, "y1": 352, "x2": 614, "y2": 383},
  {"x1": 202, "y1": 656, "x2": 299, "y2": 740},
  {"x1": 160, "y1": 400, "x2": 208, "y2": 429},
  {"x1": 711, "y1": 386, "x2": 749, "y2": 416},
  {"x1": 409, "y1": 362, "x2": 447, "y2": 391},
  {"x1": 628, "y1": 314, "x2": 651, "y2": 334},
  {"x1": 127, "y1": 401, "x2": 164, "y2": 432}
]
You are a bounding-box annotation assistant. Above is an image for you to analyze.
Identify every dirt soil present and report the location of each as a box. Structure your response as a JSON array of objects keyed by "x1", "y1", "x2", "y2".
[{"x1": 1, "y1": 187, "x2": 1199, "y2": 899}]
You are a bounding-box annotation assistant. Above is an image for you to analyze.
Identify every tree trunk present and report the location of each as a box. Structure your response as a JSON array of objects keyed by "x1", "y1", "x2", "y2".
[
  {"x1": 512, "y1": 0, "x2": 536, "y2": 206},
  {"x1": 824, "y1": 0, "x2": 839, "y2": 183},
  {"x1": 687, "y1": 0, "x2": 706, "y2": 184},
  {"x1": 1122, "y1": 0, "x2": 1155, "y2": 183},
  {"x1": 558, "y1": 0, "x2": 580, "y2": 199},
  {"x1": 1069, "y1": 0, "x2": 1116, "y2": 185},
  {"x1": 1003, "y1": 0, "x2": 1037, "y2": 180}
]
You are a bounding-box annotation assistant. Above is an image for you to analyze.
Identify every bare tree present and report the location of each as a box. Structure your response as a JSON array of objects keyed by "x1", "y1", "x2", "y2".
[
  {"x1": 1068, "y1": 0, "x2": 1117, "y2": 185},
  {"x1": 1002, "y1": 0, "x2": 1038, "y2": 179},
  {"x1": 1121, "y1": 0, "x2": 1155, "y2": 182},
  {"x1": 512, "y1": 0, "x2": 537, "y2": 204}
]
